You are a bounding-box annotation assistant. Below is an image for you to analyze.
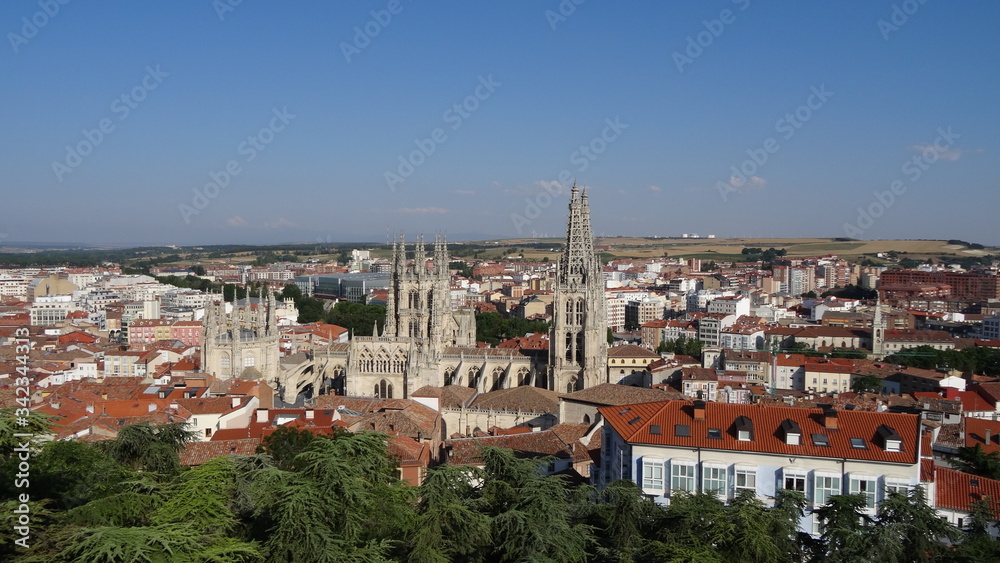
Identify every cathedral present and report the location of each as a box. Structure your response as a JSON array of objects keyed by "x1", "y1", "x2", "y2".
[
  {"x1": 273, "y1": 184, "x2": 608, "y2": 401},
  {"x1": 201, "y1": 288, "x2": 281, "y2": 381}
]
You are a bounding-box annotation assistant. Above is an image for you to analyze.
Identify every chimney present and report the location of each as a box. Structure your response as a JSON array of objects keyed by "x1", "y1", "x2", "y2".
[
  {"x1": 147, "y1": 402, "x2": 156, "y2": 413},
  {"x1": 822, "y1": 406, "x2": 838, "y2": 429},
  {"x1": 231, "y1": 396, "x2": 241, "y2": 409},
  {"x1": 305, "y1": 409, "x2": 315, "y2": 420},
  {"x1": 85, "y1": 404, "x2": 94, "y2": 414},
  {"x1": 987, "y1": 429, "x2": 992, "y2": 445},
  {"x1": 51, "y1": 401, "x2": 61, "y2": 410},
  {"x1": 693, "y1": 400, "x2": 706, "y2": 420}
]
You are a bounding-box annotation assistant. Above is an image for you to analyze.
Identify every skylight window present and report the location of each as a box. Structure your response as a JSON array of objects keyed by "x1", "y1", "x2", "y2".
[
  {"x1": 850, "y1": 437, "x2": 867, "y2": 449},
  {"x1": 628, "y1": 416, "x2": 641, "y2": 425},
  {"x1": 707, "y1": 428, "x2": 722, "y2": 440},
  {"x1": 811, "y1": 433, "x2": 830, "y2": 447},
  {"x1": 675, "y1": 424, "x2": 690, "y2": 437},
  {"x1": 650, "y1": 425, "x2": 661, "y2": 435}
]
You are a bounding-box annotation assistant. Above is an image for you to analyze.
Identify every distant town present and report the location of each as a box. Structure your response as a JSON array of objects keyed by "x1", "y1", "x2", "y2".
[{"x1": 4, "y1": 189, "x2": 1000, "y2": 558}]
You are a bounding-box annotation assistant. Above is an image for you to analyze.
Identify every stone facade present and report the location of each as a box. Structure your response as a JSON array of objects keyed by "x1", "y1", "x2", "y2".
[
  {"x1": 549, "y1": 184, "x2": 608, "y2": 393},
  {"x1": 202, "y1": 289, "x2": 281, "y2": 382}
]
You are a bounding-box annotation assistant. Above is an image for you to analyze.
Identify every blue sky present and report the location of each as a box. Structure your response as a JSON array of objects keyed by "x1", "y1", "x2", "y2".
[{"x1": 1, "y1": 1, "x2": 997, "y2": 246}]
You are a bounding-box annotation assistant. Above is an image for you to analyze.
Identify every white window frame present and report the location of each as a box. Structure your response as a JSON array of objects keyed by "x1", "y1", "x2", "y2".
[
  {"x1": 849, "y1": 475, "x2": 878, "y2": 509},
  {"x1": 641, "y1": 459, "x2": 664, "y2": 493},
  {"x1": 703, "y1": 464, "x2": 728, "y2": 496},
  {"x1": 735, "y1": 466, "x2": 757, "y2": 494},
  {"x1": 670, "y1": 461, "x2": 696, "y2": 492},
  {"x1": 783, "y1": 469, "x2": 807, "y2": 493},
  {"x1": 884, "y1": 478, "x2": 912, "y2": 497},
  {"x1": 815, "y1": 473, "x2": 841, "y2": 506}
]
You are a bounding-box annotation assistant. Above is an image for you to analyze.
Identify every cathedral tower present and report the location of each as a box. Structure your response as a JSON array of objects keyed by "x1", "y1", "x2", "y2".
[{"x1": 550, "y1": 183, "x2": 608, "y2": 392}]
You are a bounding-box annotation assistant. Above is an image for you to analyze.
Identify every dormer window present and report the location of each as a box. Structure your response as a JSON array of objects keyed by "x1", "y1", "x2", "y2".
[
  {"x1": 781, "y1": 418, "x2": 801, "y2": 445},
  {"x1": 735, "y1": 415, "x2": 754, "y2": 441},
  {"x1": 877, "y1": 424, "x2": 903, "y2": 452}
]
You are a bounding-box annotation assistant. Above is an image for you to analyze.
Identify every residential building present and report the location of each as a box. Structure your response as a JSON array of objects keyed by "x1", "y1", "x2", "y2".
[{"x1": 598, "y1": 400, "x2": 922, "y2": 535}]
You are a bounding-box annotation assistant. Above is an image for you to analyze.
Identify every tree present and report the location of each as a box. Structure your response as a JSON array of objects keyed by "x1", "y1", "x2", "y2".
[
  {"x1": 256, "y1": 426, "x2": 346, "y2": 471},
  {"x1": 954, "y1": 497, "x2": 1000, "y2": 561},
  {"x1": 477, "y1": 447, "x2": 592, "y2": 562},
  {"x1": 810, "y1": 494, "x2": 875, "y2": 563},
  {"x1": 873, "y1": 488, "x2": 958, "y2": 562},
  {"x1": 851, "y1": 374, "x2": 883, "y2": 394},
  {"x1": 190, "y1": 264, "x2": 206, "y2": 276},
  {"x1": 96, "y1": 422, "x2": 197, "y2": 477},
  {"x1": 407, "y1": 465, "x2": 491, "y2": 562},
  {"x1": 325, "y1": 302, "x2": 386, "y2": 336},
  {"x1": 953, "y1": 444, "x2": 1000, "y2": 480},
  {"x1": 281, "y1": 283, "x2": 303, "y2": 301}
]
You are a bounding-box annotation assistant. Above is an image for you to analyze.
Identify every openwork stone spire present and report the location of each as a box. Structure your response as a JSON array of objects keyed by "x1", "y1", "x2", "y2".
[{"x1": 550, "y1": 182, "x2": 608, "y2": 393}]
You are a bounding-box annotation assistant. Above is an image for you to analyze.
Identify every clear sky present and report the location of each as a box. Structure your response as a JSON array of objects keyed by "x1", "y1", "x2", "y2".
[{"x1": 1, "y1": 1, "x2": 997, "y2": 247}]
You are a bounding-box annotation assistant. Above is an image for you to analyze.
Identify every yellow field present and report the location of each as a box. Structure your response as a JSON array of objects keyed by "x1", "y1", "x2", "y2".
[{"x1": 494, "y1": 237, "x2": 988, "y2": 261}]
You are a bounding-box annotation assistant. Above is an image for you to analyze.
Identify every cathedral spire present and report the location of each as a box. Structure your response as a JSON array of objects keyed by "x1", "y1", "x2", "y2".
[{"x1": 550, "y1": 182, "x2": 607, "y2": 393}]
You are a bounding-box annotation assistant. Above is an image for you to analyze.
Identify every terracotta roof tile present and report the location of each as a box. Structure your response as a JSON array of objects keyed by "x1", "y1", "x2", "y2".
[
  {"x1": 934, "y1": 466, "x2": 1000, "y2": 518},
  {"x1": 599, "y1": 400, "x2": 920, "y2": 464},
  {"x1": 179, "y1": 438, "x2": 261, "y2": 466},
  {"x1": 561, "y1": 383, "x2": 684, "y2": 406}
]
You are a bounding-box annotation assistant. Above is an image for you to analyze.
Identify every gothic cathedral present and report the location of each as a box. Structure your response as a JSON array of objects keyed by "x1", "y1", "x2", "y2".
[{"x1": 549, "y1": 184, "x2": 608, "y2": 392}]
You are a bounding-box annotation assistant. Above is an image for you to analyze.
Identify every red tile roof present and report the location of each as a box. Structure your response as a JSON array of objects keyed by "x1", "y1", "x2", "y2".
[
  {"x1": 599, "y1": 400, "x2": 920, "y2": 464},
  {"x1": 964, "y1": 417, "x2": 1000, "y2": 455},
  {"x1": 179, "y1": 438, "x2": 261, "y2": 466},
  {"x1": 933, "y1": 466, "x2": 1000, "y2": 518}
]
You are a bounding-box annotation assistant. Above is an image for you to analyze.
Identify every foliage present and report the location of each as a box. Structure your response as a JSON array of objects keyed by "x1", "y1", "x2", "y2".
[
  {"x1": 657, "y1": 335, "x2": 702, "y2": 359},
  {"x1": 851, "y1": 374, "x2": 883, "y2": 394},
  {"x1": 475, "y1": 312, "x2": 550, "y2": 346},
  {"x1": 885, "y1": 345, "x2": 1000, "y2": 377},
  {"x1": 449, "y1": 261, "x2": 474, "y2": 278},
  {"x1": 821, "y1": 284, "x2": 877, "y2": 300},
  {"x1": 5, "y1": 421, "x2": 1000, "y2": 563},
  {"x1": 255, "y1": 426, "x2": 345, "y2": 471},
  {"x1": 325, "y1": 301, "x2": 386, "y2": 336},
  {"x1": 95, "y1": 422, "x2": 197, "y2": 477},
  {"x1": 953, "y1": 444, "x2": 1000, "y2": 480}
]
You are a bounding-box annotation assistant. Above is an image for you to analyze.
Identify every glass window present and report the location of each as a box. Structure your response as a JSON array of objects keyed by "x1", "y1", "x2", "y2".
[
  {"x1": 784, "y1": 472, "x2": 806, "y2": 492},
  {"x1": 815, "y1": 474, "x2": 841, "y2": 506},
  {"x1": 735, "y1": 467, "x2": 756, "y2": 493},
  {"x1": 642, "y1": 460, "x2": 664, "y2": 492},
  {"x1": 850, "y1": 477, "x2": 877, "y2": 509},
  {"x1": 703, "y1": 466, "x2": 727, "y2": 495},
  {"x1": 671, "y1": 463, "x2": 695, "y2": 492},
  {"x1": 884, "y1": 480, "x2": 911, "y2": 496}
]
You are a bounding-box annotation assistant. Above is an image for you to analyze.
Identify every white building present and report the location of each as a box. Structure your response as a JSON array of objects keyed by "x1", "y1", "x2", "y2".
[
  {"x1": 707, "y1": 295, "x2": 750, "y2": 318},
  {"x1": 598, "y1": 400, "x2": 922, "y2": 536}
]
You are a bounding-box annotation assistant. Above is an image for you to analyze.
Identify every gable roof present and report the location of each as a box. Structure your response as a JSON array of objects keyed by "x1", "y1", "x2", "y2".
[
  {"x1": 561, "y1": 382, "x2": 684, "y2": 406},
  {"x1": 599, "y1": 400, "x2": 920, "y2": 464}
]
